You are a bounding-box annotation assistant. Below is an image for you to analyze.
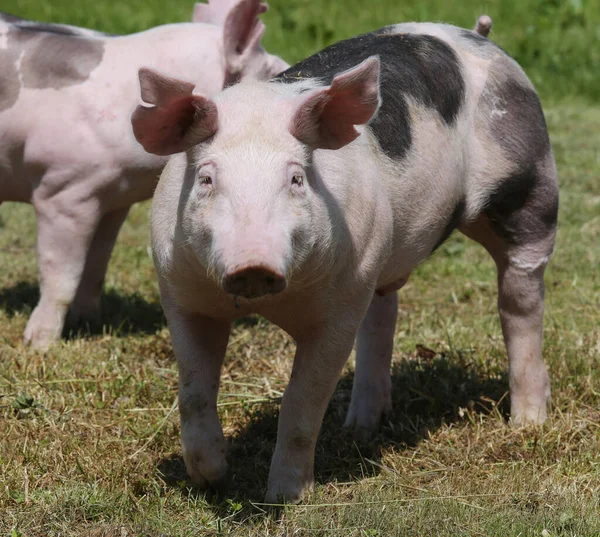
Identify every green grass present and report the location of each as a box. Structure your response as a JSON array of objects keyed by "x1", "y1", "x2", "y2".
[{"x1": 1, "y1": 1, "x2": 600, "y2": 536}]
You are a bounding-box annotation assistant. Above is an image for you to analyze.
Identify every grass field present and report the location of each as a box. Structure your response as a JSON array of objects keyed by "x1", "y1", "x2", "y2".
[{"x1": 1, "y1": 0, "x2": 599, "y2": 535}]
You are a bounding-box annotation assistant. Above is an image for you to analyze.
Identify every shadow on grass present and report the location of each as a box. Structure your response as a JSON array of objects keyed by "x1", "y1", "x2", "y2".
[
  {"x1": 0, "y1": 281, "x2": 40, "y2": 315},
  {"x1": 0, "y1": 281, "x2": 166, "y2": 336},
  {"x1": 157, "y1": 352, "x2": 508, "y2": 510}
]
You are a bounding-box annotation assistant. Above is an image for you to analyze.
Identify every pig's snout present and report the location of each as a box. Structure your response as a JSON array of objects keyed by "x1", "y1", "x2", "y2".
[{"x1": 222, "y1": 266, "x2": 287, "y2": 299}]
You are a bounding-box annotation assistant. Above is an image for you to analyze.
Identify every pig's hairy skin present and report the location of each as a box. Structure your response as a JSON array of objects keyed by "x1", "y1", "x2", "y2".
[
  {"x1": 0, "y1": 16, "x2": 287, "y2": 348},
  {"x1": 151, "y1": 24, "x2": 556, "y2": 503}
]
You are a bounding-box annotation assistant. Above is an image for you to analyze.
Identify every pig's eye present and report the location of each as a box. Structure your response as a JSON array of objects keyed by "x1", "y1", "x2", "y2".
[
  {"x1": 198, "y1": 174, "x2": 213, "y2": 186},
  {"x1": 291, "y1": 173, "x2": 304, "y2": 187}
]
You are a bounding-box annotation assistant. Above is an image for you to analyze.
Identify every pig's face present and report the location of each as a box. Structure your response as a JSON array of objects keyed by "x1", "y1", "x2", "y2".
[
  {"x1": 133, "y1": 57, "x2": 380, "y2": 299},
  {"x1": 182, "y1": 86, "x2": 316, "y2": 298}
]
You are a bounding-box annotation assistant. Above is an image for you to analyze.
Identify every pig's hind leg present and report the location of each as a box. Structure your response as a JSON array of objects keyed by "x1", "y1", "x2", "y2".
[
  {"x1": 70, "y1": 207, "x2": 130, "y2": 321},
  {"x1": 25, "y1": 194, "x2": 103, "y2": 348},
  {"x1": 461, "y1": 155, "x2": 558, "y2": 425},
  {"x1": 344, "y1": 291, "x2": 398, "y2": 440}
]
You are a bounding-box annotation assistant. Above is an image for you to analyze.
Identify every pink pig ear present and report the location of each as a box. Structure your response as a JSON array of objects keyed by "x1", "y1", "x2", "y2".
[
  {"x1": 131, "y1": 68, "x2": 218, "y2": 156},
  {"x1": 193, "y1": 0, "x2": 268, "y2": 24},
  {"x1": 194, "y1": 0, "x2": 267, "y2": 77},
  {"x1": 192, "y1": 3, "x2": 212, "y2": 23},
  {"x1": 290, "y1": 56, "x2": 381, "y2": 150},
  {"x1": 222, "y1": 0, "x2": 267, "y2": 74}
]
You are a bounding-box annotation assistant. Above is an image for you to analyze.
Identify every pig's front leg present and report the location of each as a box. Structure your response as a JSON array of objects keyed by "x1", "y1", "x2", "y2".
[
  {"x1": 24, "y1": 197, "x2": 102, "y2": 349},
  {"x1": 165, "y1": 305, "x2": 231, "y2": 489},
  {"x1": 71, "y1": 207, "x2": 130, "y2": 320},
  {"x1": 265, "y1": 316, "x2": 364, "y2": 503},
  {"x1": 344, "y1": 292, "x2": 398, "y2": 440}
]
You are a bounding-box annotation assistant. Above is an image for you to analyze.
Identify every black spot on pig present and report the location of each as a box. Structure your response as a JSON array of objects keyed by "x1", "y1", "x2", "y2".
[
  {"x1": 484, "y1": 162, "x2": 558, "y2": 245},
  {"x1": 0, "y1": 47, "x2": 21, "y2": 111},
  {"x1": 1, "y1": 11, "x2": 108, "y2": 37},
  {"x1": 458, "y1": 29, "x2": 507, "y2": 55},
  {"x1": 0, "y1": 11, "x2": 25, "y2": 23},
  {"x1": 460, "y1": 29, "x2": 489, "y2": 47},
  {"x1": 19, "y1": 22, "x2": 109, "y2": 38},
  {"x1": 487, "y1": 77, "x2": 550, "y2": 166},
  {"x1": 8, "y1": 28, "x2": 104, "y2": 91},
  {"x1": 17, "y1": 22, "x2": 83, "y2": 37},
  {"x1": 0, "y1": 28, "x2": 104, "y2": 110},
  {"x1": 22, "y1": 34, "x2": 104, "y2": 89},
  {"x1": 274, "y1": 29, "x2": 465, "y2": 161},
  {"x1": 478, "y1": 53, "x2": 557, "y2": 246}
]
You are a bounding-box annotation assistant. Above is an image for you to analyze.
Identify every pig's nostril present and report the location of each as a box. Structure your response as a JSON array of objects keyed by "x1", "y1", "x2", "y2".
[{"x1": 223, "y1": 266, "x2": 287, "y2": 299}]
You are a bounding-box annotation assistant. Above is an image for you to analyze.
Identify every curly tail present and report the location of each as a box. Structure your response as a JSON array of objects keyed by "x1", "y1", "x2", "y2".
[{"x1": 474, "y1": 15, "x2": 493, "y2": 38}]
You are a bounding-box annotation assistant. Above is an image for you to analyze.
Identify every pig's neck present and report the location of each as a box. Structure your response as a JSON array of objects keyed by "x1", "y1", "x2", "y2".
[{"x1": 307, "y1": 137, "x2": 393, "y2": 287}]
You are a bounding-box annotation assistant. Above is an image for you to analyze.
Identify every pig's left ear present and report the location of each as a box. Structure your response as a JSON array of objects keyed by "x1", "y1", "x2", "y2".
[
  {"x1": 131, "y1": 68, "x2": 218, "y2": 156},
  {"x1": 290, "y1": 56, "x2": 381, "y2": 150}
]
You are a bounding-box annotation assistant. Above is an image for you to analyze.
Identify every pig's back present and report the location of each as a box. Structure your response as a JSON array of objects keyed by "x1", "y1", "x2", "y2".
[
  {"x1": 275, "y1": 23, "x2": 557, "y2": 273},
  {"x1": 0, "y1": 22, "x2": 206, "y2": 200},
  {"x1": 274, "y1": 27, "x2": 466, "y2": 162},
  {"x1": 387, "y1": 22, "x2": 558, "y2": 251},
  {"x1": 274, "y1": 22, "x2": 547, "y2": 163},
  {"x1": 0, "y1": 12, "x2": 108, "y2": 38},
  {"x1": 275, "y1": 23, "x2": 556, "y2": 227}
]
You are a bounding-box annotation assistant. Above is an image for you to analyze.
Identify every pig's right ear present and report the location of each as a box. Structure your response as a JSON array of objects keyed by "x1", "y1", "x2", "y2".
[
  {"x1": 290, "y1": 56, "x2": 381, "y2": 150},
  {"x1": 222, "y1": 0, "x2": 267, "y2": 75},
  {"x1": 131, "y1": 68, "x2": 218, "y2": 156}
]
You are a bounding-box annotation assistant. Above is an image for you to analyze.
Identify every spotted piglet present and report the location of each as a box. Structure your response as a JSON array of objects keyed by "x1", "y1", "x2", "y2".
[
  {"x1": 0, "y1": 0, "x2": 288, "y2": 348},
  {"x1": 134, "y1": 20, "x2": 558, "y2": 502}
]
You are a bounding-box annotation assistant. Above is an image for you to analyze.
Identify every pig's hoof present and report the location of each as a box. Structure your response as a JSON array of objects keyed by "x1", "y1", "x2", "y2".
[
  {"x1": 23, "y1": 318, "x2": 60, "y2": 350},
  {"x1": 344, "y1": 390, "x2": 391, "y2": 442},
  {"x1": 264, "y1": 478, "x2": 312, "y2": 505},
  {"x1": 510, "y1": 404, "x2": 548, "y2": 427},
  {"x1": 510, "y1": 382, "x2": 550, "y2": 426},
  {"x1": 184, "y1": 456, "x2": 229, "y2": 493}
]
